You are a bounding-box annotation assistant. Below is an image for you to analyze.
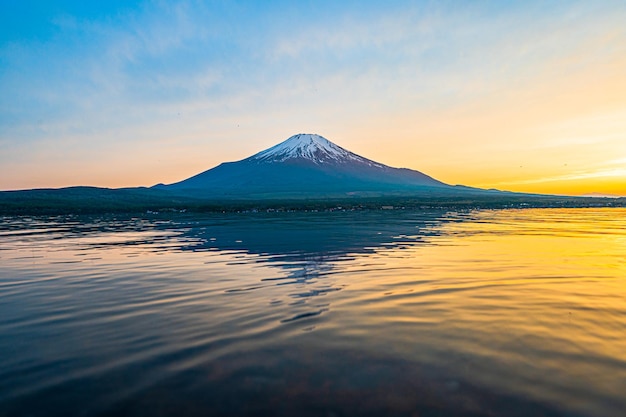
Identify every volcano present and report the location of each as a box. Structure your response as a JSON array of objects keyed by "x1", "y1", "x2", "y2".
[
  {"x1": 158, "y1": 133, "x2": 457, "y2": 198},
  {"x1": 1, "y1": 133, "x2": 598, "y2": 214}
]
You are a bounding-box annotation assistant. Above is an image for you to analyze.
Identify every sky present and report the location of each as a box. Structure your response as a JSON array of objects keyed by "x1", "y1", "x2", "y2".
[{"x1": 1, "y1": 0, "x2": 625, "y2": 196}]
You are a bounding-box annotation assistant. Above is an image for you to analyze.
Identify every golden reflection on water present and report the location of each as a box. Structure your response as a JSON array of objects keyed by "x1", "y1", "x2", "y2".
[
  {"x1": 1, "y1": 208, "x2": 625, "y2": 417},
  {"x1": 333, "y1": 209, "x2": 626, "y2": 415}
]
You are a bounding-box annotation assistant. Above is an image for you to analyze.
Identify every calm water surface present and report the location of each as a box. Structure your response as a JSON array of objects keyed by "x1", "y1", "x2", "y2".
[{"x1": 1, "y1": 208, "x2": 625, "y2": 417}]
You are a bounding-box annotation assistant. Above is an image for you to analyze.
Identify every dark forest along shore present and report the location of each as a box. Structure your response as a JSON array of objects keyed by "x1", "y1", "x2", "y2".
[{"x1": 1, "y1": 208, "x2": 625, "y2": 416}]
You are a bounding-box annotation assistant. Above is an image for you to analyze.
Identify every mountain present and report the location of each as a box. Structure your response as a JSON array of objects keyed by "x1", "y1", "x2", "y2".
[
  {"x1": 3, "y1": 133, "x2": 622, "y2": 214},
  {"x1": 158, "y1": 133, "x2": 455, "y2": 198}
]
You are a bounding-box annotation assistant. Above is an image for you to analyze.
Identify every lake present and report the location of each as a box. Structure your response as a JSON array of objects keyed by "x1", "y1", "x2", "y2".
[{"x1": 1, "y1": 208, "x2": 625, "y2": 417}]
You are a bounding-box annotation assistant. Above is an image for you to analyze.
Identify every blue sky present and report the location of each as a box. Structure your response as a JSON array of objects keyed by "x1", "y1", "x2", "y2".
[{"x1": 1, "y1": 1, "x2": 625, "y2": 194}]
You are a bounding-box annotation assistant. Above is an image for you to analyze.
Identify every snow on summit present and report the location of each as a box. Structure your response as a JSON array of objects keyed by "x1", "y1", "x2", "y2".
[
  {"x1": 248, "y1": 133, "x2": 383, "y2": 166},
  {"x1": 161, "y1": 132, "x2": 449, "y2": 191}
]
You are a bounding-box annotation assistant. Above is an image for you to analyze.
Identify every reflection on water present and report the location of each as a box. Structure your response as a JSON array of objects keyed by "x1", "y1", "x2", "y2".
[{"x1": 0, "y1": 209, "x2": 625, "y2": 416}]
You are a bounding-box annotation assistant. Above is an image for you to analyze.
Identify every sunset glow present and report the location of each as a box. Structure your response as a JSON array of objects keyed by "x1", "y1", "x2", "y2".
[{"x1": 1, "y1": 1, "x2": 624, "y2": 195}]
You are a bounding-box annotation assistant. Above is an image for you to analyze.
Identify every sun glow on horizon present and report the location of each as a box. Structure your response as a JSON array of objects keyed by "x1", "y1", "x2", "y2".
[{"x1": 1, "y1": 1, "x2": 625, "y2": 196}]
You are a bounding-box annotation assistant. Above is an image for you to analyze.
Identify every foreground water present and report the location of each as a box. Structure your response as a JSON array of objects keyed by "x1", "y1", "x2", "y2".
[{"x1": 1, "y1": 208, "x2": 625, "y2": 417}]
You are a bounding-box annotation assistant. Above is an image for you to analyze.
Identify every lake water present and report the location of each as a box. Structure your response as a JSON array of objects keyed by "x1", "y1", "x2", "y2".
[{"x1": 1, "y1": 208, "x2": 625, "y2": 417}]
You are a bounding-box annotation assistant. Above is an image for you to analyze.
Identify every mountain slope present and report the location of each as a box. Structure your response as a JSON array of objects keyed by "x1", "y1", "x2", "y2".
[
  {"x1": 2, "y1": 134, "x2": 618, "y2": 213},
  {"x1": 159, "y1": 134, "x2": 450, "y2": 197}
]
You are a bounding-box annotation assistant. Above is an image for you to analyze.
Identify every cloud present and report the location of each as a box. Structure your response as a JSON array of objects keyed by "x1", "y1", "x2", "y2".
[
  {"x1": 1, "y1": 1, "x2": 626, "y2": 191},
  {"x1": 497, "y1": 169, "x2": 626, "y2": 186}
]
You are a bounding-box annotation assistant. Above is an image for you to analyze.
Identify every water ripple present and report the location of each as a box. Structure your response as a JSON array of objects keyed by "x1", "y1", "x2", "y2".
[{"x1": 1, "y1": 209, "x2": 625, "y2": 417}]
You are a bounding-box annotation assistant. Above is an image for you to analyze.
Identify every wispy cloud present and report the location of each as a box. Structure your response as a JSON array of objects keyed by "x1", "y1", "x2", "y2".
[
  {"x1": 1, "y1": 1, "x2": 625, "y2": 191},
  {"x1": 493, "y1": 168, "x2": 626, "y2": 187}
]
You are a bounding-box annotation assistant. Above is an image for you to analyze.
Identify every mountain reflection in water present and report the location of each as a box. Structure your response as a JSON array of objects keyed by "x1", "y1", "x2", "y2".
[{"x1": 0, "y1": 209, "x2": 625, "y2": 417}]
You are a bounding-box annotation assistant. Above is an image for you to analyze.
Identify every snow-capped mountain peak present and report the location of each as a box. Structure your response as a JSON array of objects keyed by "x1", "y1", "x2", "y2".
[
  {"x1": 247, "y1": 133, "x2": 383, "y2": 167},
  {"x1": 160, "y1": 132, "x2": 450, "y2": 193}
]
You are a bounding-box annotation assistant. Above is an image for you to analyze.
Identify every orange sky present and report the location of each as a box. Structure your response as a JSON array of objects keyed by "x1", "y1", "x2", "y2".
[{"x1": 1, "y1": 1, "x2": 625, "y2": 196}]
